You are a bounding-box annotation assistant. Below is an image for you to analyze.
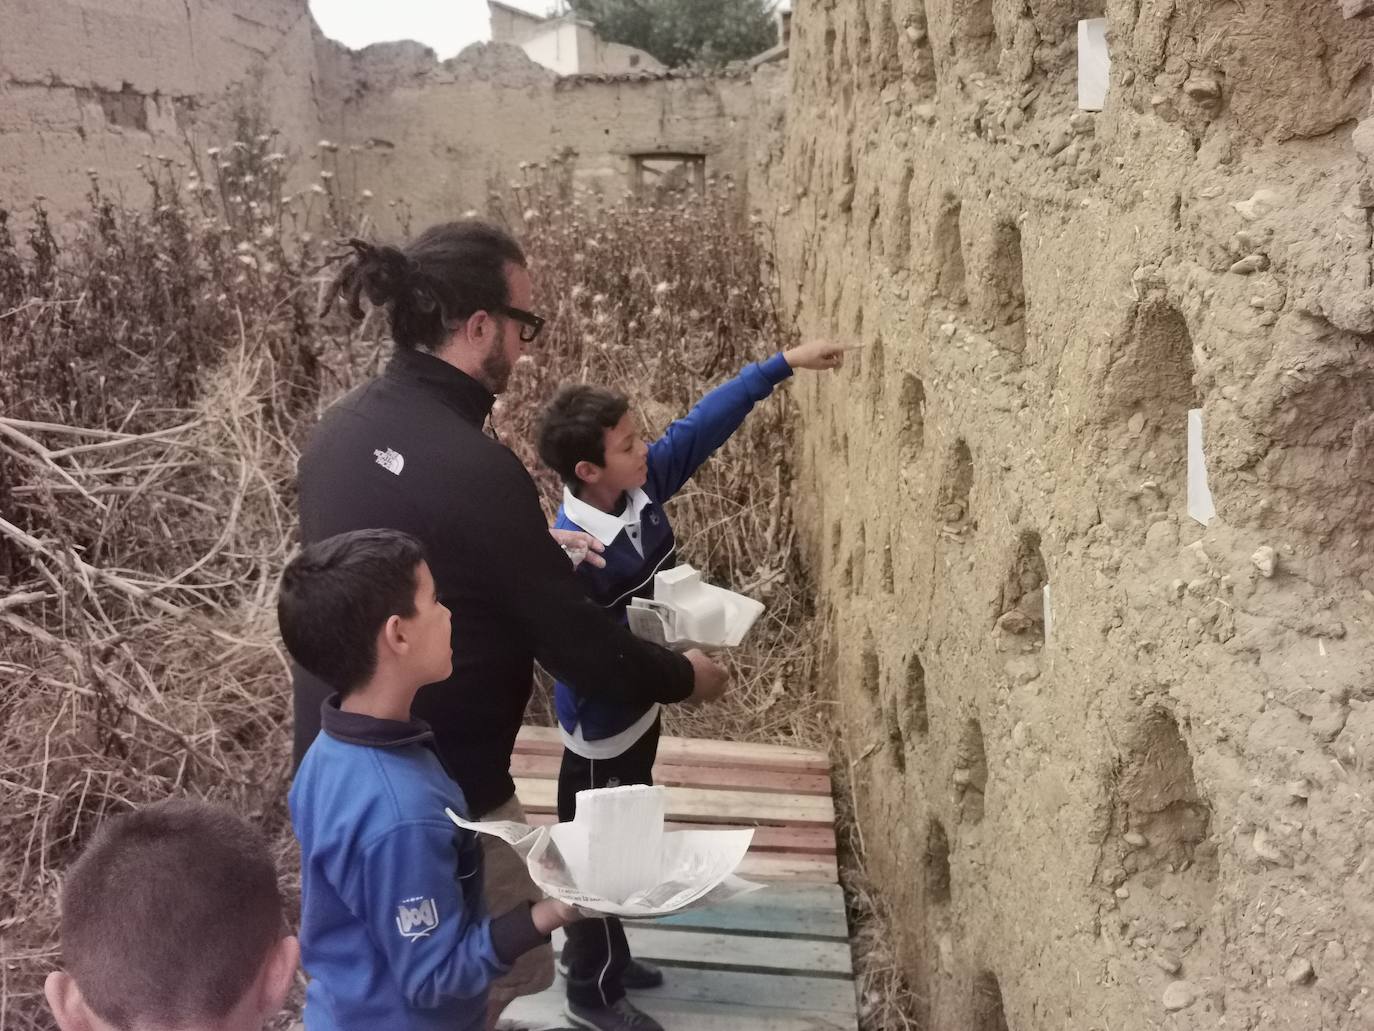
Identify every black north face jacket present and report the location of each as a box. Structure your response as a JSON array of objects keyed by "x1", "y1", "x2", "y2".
[{"x1": 292, "y1": 347, "x2": 694, "y2": 814}]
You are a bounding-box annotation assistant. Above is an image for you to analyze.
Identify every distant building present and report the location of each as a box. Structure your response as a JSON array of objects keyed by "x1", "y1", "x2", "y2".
[{"x1": 487, "y1": 1, "x2": 664, "y2": 76}]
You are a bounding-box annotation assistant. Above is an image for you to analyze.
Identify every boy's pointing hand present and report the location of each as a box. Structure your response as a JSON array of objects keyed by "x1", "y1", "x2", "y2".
[{"x1": 783, "y1": 339, "x2": 856, "y2": 371}]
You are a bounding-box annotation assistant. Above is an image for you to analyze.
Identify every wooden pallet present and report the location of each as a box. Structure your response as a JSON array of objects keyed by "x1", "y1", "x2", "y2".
[{"x1": 504, "y1": 726, "x2": 857, "y2": 1031}]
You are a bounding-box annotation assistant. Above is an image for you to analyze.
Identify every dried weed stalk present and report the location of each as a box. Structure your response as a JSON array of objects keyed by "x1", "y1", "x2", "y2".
[{"x1": 0, "y1": 145, "x2": 823, "y2": 1028}]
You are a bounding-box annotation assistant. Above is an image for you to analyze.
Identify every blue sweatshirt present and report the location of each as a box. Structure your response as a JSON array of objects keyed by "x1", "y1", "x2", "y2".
[
  {"x1": 552, "y1": 353, "x2": 794, "y2": 747},
  {"x1": 289, "y1": 698, "x2": 548, "y2": 1031}
]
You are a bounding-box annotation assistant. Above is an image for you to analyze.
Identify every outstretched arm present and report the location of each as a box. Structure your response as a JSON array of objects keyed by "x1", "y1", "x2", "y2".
[{"x1": 646, "y1": 341, "x2": 850, "y2": 501}]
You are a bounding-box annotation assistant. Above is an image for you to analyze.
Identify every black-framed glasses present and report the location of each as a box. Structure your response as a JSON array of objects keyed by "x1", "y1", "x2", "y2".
[{"x1": 498, "y1": 304, "x2": 545, "y2": 343}]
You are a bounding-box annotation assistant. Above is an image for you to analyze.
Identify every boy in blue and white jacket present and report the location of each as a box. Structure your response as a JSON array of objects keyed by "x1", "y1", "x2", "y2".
[
  {"x1": 279, "y1": 528, "x2": 578, "y2": 1031},
  {"x1": 533, "y1": 339, "x2": 846, "y2": 1031}
]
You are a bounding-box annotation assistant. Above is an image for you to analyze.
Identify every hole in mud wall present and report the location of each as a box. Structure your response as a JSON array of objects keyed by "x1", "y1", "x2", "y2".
[
  {"x1": 934, "y1": 200, "x2": 968, "y2": 304},
  {"x1": 861, "y1": 635, "x2": 881, "y2": 703},
  {"x1": 1118, "y1": 710, "x2": 1218, "y2": 929},
  {"x1": 995, "y1": 531, "x2": 1047, "y2": 645},
  {"x1": 938, "y1": 439, "x2": 975, "y2": 535},
  {"x1": 831, "y1": 520, "x2": 843, "y2": 563},
  {"x1": 1105, "y1": 299, "x2": 1199, "y2": 504},
  {"x1": 989, "y1": 221, "x2": 1027, "y2": 357},
  {"x1": 881, "y1": 542, "x2": 895, "y2": 593},
  {"x1": 925, "y1": 818, "x2": 951, "y2": 903},
  {"x1": 973, "y1": 971, "x2": 1011, "y2": 1031},
  {"x1": 954, "y1": 718, "x2": 988, "y2": 824},
  {"x1": 872, "y1": 0, "x2": 903, "y2": 88},
  {"x1": 897, "y1": 0, "x2": 938, "y2": 95},
  {"x1": 867, "y1": 336, "x2": 886, "y2": 408},
  {"x1": 902, "y1": 653, "x2": 929, "y2": 736},
  {"x1": 852, "y1": 523, "x2": 867, "y2": 593},
  {"x1": 884, "y1": 164, "x2": 915, "y2": 273},
  {"x1": 885, "y1": 703, "x2": 906, "y2": 772},
  {"x1": 898, "y1": 374, "x2": 926, "y2": 456},
  {"x1": 952, "y1": 0, "x2": 998, "y2": 74}
]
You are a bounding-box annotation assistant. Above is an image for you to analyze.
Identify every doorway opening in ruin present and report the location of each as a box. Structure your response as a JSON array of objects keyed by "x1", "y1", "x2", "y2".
[
  {"x1": 899, "y1": 374, "x2": 926, "y2": 458},
  {"x1": 631, "y1": 153, "x2": 706, "y2": 198},
  {"x1": 955, "y1": 719, "x2": 988, "y2": 824},
  {"x1": 995, "y1": 530, "x2": 1047, "y2": 646},
  {"x1": 989, "y1": 221, "x2": 1026, "y2": 357},
  {"x1": 972, "y1": 972, "x2": 1011, "y2": 1031},
  {"x1": 934, "y1": 200, "x2": 967, "y2": 304},
  {"x1": 925, "y1": 818, "x2": 951, "y2": 903},
  {"x1": 938, "y1": 439, "x2": 974, "y2": 536}
]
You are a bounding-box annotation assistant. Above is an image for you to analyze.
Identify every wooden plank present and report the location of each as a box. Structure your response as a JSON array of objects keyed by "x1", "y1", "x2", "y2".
[
  {"x1": 654, "y1": 885, "x2": 850, "y2": 940},
  {"x1": 524, "y1": 812, "x2": 837, "y2": 856},
  {"x1": 505, "y1": 990, "x2": 859, "y2": 1030},
  {"x1": 540, "y1": 946, "x2": 856, "y2": 1014},
  {"x1": 509, "y1": 751, "x2": 832, "y2": 796},
  {"x1": 738, "y1": 852, "x2": 839, "y2": 882},
  {"x1": 514, "y1": 777, "x2": 835, "y2": 827},
  {"x1": 620, "y1": 926, "x2": 852, "y2": 975},
  {"x1": 516, "y1": 725, "x2": 829, "y2": 774}
]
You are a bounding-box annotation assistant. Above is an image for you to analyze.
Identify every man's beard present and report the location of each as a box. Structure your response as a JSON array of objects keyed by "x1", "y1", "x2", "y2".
[{"x1": 478, "y1": 339, "x2": 513, "y2": 395}]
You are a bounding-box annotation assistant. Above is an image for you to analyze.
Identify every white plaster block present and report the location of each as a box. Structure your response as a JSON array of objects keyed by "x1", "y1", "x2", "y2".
[{"x1": 1077, "y1": 19, "x2": 1110, "y2": 111}]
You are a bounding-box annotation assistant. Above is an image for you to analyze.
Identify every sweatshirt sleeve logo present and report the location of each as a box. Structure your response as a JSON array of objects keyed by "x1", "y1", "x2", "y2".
[
  {"x1": 395, "y1": 897, "x2": 439, "y2": 939},
  {"x1": 373, "y1": 447, "x2": 405, "y2": 475}
]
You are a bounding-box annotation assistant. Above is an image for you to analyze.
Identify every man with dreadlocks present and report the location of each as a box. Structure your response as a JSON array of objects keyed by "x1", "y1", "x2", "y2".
[{"x1": 299, "y1": 224, "x2": 731, "y2": 1031}]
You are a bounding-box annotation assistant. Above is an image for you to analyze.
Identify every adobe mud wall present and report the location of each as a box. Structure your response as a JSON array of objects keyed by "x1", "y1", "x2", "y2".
[
  {"x1": 0, "y1": 0, "x2": 758, "y2": 227},
  {"x1": 757, "y1": 0, "x2": 1374, "y2": 1028}
]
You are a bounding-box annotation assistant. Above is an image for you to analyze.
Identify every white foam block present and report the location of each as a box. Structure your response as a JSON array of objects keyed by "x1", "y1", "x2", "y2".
[
  {"x1": 571, "y1": 784, "x2": 666, "y2": 904},
  {"x1": 1187, "y1": 408, "x2": 1216, "y2": 526},
  {"x1": 1042, "y1": 584, "x2": 1053, "y2": 649},
  {"x1": 1077, "y1": 19, "x2": 1110, "y2": 111}
]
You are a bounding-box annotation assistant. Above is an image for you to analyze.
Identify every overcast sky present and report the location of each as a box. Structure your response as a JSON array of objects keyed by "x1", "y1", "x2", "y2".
[{"x1": 310, "y1": 0, "x2": 556, "y2": 58}]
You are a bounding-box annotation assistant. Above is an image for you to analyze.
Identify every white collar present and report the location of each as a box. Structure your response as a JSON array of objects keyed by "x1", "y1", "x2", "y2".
[{"x1": 562, "y1": 486, "x2": 652, "y2": 547}]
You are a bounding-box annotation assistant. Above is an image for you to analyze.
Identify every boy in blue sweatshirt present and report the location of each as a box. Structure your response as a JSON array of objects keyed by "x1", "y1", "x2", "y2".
[
  {"x1": 534, "y1": 339, "x2": 846, "y2": 1031},
  {"x1": 281, "y1": 528, "x2": 579, "y2": 1031}
]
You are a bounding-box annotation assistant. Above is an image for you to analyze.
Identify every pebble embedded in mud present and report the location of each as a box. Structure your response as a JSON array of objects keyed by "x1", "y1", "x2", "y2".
[
  {"x1": 1152, "y1": 951, "x2": 1182, "y2": 975},
  {"x1": 1123, "y1": 831, "x2": 1148, "y2": 848},
  {"x1": 1252, "y1": 546, "x2": 1278, "y2": 577},
  {"x1": 1229, "y1": 254, "x2": 1268, "y2": 275},
  {"x1": 1162, "y1": 980, "x2": 1197, "y2": 1011},
  {"x1": 1285, "y1": 956, "x2": 1315, "y2": 986}
]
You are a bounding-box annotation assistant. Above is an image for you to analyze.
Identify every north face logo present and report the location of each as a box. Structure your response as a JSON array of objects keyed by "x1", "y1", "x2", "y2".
[
  {"x1": 395, "y1": 897, "x2": 438, "y2": 940},
  {"x1": 373, "y1": 447, "x2": 404, "y2": 475}
]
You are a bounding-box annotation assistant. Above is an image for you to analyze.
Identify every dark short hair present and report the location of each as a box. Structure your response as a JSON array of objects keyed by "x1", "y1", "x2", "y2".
[
  {"x1": 278, "y1": 528, "x2": 427, "y2": 694},
  {"x1": 537, "y1": 384, "x2": 631, "y2": 485},
  {"x1": 59, "y1": 799, "x2": 283, "y2": 1030},
  {"x1": 320, "y1": 221, "x2": 527, "y2": 352}
]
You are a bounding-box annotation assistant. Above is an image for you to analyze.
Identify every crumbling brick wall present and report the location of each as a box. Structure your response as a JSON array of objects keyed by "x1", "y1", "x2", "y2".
[
  {"x1": 0, "y1": 0, "x2": 759, "y2": 226},
  {"x1": 755, "y1": 0, "x2": 1374, "y2": 1027}
]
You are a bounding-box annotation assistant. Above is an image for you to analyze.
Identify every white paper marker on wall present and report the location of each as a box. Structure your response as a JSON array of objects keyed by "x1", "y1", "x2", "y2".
[
  {"x1": 1042, "y1": 584, "x2": 1053, "y2": 649},
  {"x1": 1187, "y1": 408, "x2": 1216, "y2": 526},
  {"x1": 1077, "y1": 19, "x2": 1110, "y2": 111}
]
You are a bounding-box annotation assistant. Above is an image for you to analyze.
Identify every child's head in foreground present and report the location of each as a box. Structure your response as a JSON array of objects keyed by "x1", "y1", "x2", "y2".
[
  {"x1": 277, "y1": 528, "x2": 452, "y2": 698},
  {"x1": 536, "y1": 385, "x2": 648, "y2": 496},
  {"x1": 46, "y1": 799, "x2": 298, "y2": 1031}
]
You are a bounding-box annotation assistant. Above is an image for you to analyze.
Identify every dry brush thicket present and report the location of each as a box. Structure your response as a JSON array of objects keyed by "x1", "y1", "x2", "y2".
[{"x1": 0, "y1": 142, "x2": 825, "y2": 1029}]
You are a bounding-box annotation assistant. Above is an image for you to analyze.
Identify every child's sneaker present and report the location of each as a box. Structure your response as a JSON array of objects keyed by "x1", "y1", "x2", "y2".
[{"x1": 564, "y1": 998, "x2": 665, "y2": 1031}]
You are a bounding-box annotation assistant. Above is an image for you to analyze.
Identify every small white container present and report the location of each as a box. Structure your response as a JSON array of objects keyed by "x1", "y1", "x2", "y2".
[{"x1": 654, "y1": 565, "x2": 727, "y2": 642}]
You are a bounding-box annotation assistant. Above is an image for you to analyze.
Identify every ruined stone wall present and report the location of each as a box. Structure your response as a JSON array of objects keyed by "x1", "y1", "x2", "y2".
[
  {"x1": 0, "y1": 0, "x2": 338, "y2": 215},
  {"x1": 333, "y1": 48, "x2": 756, "y2": 226},
  {"x1": 757, "y1": 0, "x2": 1374, "y2": 1027},
  {"x1": 1, "y1": 0, "x2": 758, "y2": 229}
]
